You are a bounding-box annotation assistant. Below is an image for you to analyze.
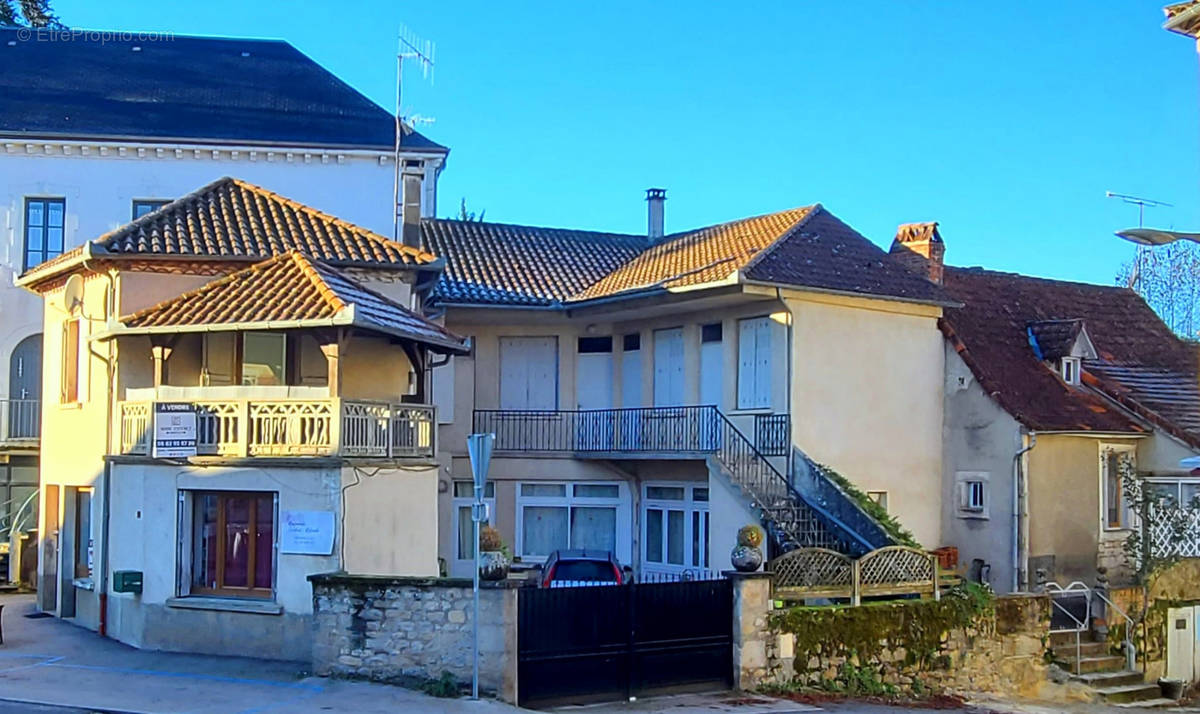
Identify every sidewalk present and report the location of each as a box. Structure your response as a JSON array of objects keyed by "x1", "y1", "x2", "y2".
[{"x1": 0, "y1": 593, "x2": 519, "y2": 714}]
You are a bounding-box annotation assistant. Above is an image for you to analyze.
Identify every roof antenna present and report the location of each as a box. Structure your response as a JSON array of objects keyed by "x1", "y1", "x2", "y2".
[
  {"x1": 1105, "y1": 191, "x2": 1173, "y2": 289},
  {"x1": 392, "y1": 26, "x2": 436, "y2": 243}
]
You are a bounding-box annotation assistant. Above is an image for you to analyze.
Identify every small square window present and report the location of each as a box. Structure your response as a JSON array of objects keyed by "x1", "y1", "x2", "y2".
[
  {"x1": 701, "y1": 323, "x2": 722, "y2": 343},
  {"x1": 866, "y1": 490, "x2": 888, "y2": 512},
  {"x1": 132, "y1": 199, "x2": 170, "y2": 220},
  {"x1": 623, "y1": 334, "x2": 640, "y2": 352},
  {"x1": 962, "y1": 481, "x2": 986, "y2": 511},
  {"x1": 956, "y1": 472, "x2": 989, "y2": 518}
]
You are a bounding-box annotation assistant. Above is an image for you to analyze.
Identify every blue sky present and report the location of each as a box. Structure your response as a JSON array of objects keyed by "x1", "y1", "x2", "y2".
[{"x1": 56, "y1": 0, "x2": 1200, "y2": 285}]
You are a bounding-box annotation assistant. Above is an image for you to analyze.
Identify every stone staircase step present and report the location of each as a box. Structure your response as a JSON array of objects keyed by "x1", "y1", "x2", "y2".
[
  {"x1": 1049, "y1": 630, "x2": 1096, "y2": 647},
  {"x1": 1092, "y1": 682, "x2": 1165, "y2": 705},
  {"x1": 1059, "y1": 654, "x2": 1128, "y2": 674},
  {"x1": 1073, "y1": 670, "x2": 1145, "y2": 688}
]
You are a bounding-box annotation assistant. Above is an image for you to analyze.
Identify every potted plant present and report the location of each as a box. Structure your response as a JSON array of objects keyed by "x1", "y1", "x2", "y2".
[
  {"x1": 730, "y1": 524, "x2": 765, "y2": 572},
  {"x1": 478, "y1": 525, "x2": 510, "y2": 581}
]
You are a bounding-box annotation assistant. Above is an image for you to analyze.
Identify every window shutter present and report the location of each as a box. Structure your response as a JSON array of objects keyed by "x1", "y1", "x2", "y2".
[
  {"x1": 737, "y1": 320, "x2": 756, "y2": 409},
  {"x1": 202, "y1": 333, "x2": 236, "y2": 386},
  {"x1": 754, "y1": 318, "x2": 772, "y2": 408}
]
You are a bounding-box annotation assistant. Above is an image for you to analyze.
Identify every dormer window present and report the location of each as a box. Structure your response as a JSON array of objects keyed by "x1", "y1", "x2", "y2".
[{"x1": 1061, "y1": 356, "x2": 1081, "y2": 385}]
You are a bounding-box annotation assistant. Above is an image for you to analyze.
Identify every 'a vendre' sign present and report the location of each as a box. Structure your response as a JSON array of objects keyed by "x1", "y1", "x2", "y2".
[{"x1": 153, "y1": 402, "x2": 198, "y2": 458}]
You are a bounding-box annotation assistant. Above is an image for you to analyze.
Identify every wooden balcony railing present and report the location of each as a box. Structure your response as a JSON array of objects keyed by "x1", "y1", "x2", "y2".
[
  {"x1": 117, "y1": 399, "x2": 435, "y2": 459},
  {"x1": 0, "y1": 399, "x2": 40, "y2": 445}
]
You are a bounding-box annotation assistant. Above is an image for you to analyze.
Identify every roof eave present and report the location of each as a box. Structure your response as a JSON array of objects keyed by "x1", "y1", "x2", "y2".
[{"x1": 741, "y1": 277, "x2": 961, "y2": 309}]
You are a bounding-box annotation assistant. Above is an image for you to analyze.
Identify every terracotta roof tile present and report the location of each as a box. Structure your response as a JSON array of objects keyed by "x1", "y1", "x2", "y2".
[
  {"x1": 22, "y1": 177, "x2": 436, "y2": 287},
  {"x1": 122, "y1": 251, "x2": 466, "y2": 353},
  {"x1": 941, "y1": 266, "x2": 1199, "y2": 444},
  {"x1": 422, "y1": 205, "x2": 950, "y2": 307}
]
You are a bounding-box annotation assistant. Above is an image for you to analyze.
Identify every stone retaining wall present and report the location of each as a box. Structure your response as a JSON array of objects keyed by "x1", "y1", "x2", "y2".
[{"x1": 308, "y1": 573, "x2": 519, "y2": 702}]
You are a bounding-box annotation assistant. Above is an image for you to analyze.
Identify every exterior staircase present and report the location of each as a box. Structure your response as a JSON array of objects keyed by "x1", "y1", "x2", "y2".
[
  {"x1": 704, "y1": 410, "x2": 893, "y2": 557},
  {"x1": 1049, "y1": 631, "x2": 1171, "y2": 707}
]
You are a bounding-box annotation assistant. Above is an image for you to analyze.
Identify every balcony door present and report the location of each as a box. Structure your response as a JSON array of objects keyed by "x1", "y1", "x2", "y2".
[
  {"x1": 641, "y1": 483, "x2": 710, "y2": 580},
  {"x1": 8, "y1": 334, "x2": 41, "y2": 439},
  {"x1": 576, "y1": 337, "x2": 614, "y2": 451}
]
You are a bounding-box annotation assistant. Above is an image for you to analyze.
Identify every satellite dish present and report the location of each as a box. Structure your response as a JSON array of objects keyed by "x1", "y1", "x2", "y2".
[{"x1": 62, "y1": 274, "x2": 84, "y2": 313}]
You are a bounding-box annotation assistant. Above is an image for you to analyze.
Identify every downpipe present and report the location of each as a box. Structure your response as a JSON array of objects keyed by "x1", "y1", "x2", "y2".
[{"x1": 1011, "y1": 431, "x2": 1036, "y2": 592}]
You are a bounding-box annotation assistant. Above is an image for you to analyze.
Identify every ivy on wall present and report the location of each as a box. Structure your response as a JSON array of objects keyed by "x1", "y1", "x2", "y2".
[{"x1": 816, "y1": 462, "x2": 920, "y2": 548}]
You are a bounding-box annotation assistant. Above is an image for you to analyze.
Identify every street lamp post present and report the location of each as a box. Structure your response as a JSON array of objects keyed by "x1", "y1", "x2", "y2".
[{"x1": 466, "y1": 432, "x2": 495, "y2": 701}]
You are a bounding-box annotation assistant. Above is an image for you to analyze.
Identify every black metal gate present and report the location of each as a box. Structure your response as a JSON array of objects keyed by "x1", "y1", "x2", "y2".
[{"x1": 517, "y1": 579, "x2": 733, "y2": 707}]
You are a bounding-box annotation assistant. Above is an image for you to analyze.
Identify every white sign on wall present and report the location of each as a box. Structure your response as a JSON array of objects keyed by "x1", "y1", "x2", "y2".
[
  {"x1": 153, "y1": 402, "x2": 197, "y2": 458},
  {"x1": 280, "y1": 510, "x2": 335, "y2": 555}
]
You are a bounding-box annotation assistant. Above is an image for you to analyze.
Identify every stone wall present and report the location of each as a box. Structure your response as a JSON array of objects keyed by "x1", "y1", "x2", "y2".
[
  {"x1": 309, "y1": 574, "x2": 519, "y2": 702},
  {"x1": 731, "y1": 577, "x2": 1075, "y2": 700}
]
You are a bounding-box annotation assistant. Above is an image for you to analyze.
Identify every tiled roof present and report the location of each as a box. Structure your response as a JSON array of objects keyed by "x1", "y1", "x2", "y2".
[
  {"x1": 422, "y1": 205, "x2": 951, "y2": 307},
  {"x1": 575, "y1": 208, "x2": 812, "y2": 300},
  {"x1": 941, "y1": 266, "x2": 1200, "y2": 445},
  {"x1": 742, "y1": 208, "x2": 950, "y2": 304},
  {"x1": 21, "y1": 177, "x2": 437, "y2": 286},
  {"x1": 421, "y1": 219, "x2": 646, "y2": 306},
  {"x1": 121, "y1": 251, "x2": 467, "y2": 353},
  {"x1": 1027, "y1": 319, "x2": 1086, "y2": 361},
  {"x1": 0, "y1": 29, "x2": 444, "y2": 151}
]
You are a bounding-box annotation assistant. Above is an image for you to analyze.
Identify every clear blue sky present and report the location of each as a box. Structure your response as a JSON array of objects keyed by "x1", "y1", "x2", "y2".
[{"x1": 56, "y1": 0, "x2": 1200, "y2": 285}]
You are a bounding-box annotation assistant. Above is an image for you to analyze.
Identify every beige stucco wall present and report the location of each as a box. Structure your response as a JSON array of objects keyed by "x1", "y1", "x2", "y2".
[
  {"x1": 784, "y1": 291, "x2": 945, "y2": 548},
  {"x1": 342, "y1": 465, "x2": 439, "y2": 576},
  {"x1": 1027, "y1": 434, "x2": 1141, "y2": 584}
]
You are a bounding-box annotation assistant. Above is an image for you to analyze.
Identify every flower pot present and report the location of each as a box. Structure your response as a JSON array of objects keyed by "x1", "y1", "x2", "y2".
[
  {"x1": 1159, "y1": 678, "x2": 1185, "y2": 701},
  {"x1": 730, "y1": 544, "x2": 763, "y2": 572},
  {"x1": 479, "y1": 550, "x2": 509, "y2": 581}
]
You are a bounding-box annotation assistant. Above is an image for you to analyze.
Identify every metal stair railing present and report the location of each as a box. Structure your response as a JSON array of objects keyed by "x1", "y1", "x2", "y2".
[
  {"x1": 1046, "y1": 581, "x2": 1091, "y2": 675},
  {"x1": 708, "y1": 407, "x2": 875, "y2": 556}
]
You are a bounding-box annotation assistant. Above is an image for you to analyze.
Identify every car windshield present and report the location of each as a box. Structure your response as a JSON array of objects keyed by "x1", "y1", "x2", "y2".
[{"x1": 553, "y1": 560, "x2": 616, "y2": 582}]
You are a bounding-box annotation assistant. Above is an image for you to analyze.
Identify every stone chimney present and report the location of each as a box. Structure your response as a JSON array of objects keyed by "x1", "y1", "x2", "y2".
[
  {"x1": 890, "y1": 222, "x2": 945, "y2": 285},
  {"x1": 401, "y1": 159, "x2": 425, "y2": 249},
  {"x1": 646, "y1": 188, "x2": 666, "y2": 241}
]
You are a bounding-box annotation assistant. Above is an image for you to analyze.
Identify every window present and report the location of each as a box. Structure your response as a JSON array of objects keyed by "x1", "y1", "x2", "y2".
[
  {"x1": 60, "y1": 319, "x2": 84, "y2": 403},
  {"x1": 24, "y1": 198, "x2": 65, "y2": 271},
  {"x1": 867, "y1": 490, "x2": 889, "y2": 513},
  {"x1": 1145, "y1": 479, "x2": 1200, "y2": 508},
  {"x1": 642, "y1": 483, "x2": 709, "y2": 574},
  {"x1": 517, "y1": 481, "x2": 625, "y2": 560},
  {"x1": 578, "y1": 336, "x2": 612, "y2": 354},
  {"x1": 499, "y1": 337, "x2": 558, "y2": 410},
  {"x1": 241, "y1": 332, "x2": 286, "y2": 386},
  {"x1": 1061, "y1": 357, "x2": 1081, "y2": 385},
  {"x1": 453, "y1": 481, "x2": 496, "y2": 563},
  {"x1": 700, "y1": 323, "x2": 723, "y2": 407},
  {"x1": 132, "y1": 199, "x2": 169, "y2": 220},
  {"x1": 73, "y1": 488, "x2": 93, "y2": 580},
  {"x1": 954, "y1": 472, "x2": 989, "y2": 518},
  {"x1": 1101, "y1": 446, "x2": 1135, "y2": 530},
  {"x1": 190, "y1": 491, "x2": 275, "y2": 598},
  {"x1": 621, "y1": 334, "x2": 642, "y2": 408},
  {"x1": 737, "y1": 317, "x2": 774, "y2": 409}
]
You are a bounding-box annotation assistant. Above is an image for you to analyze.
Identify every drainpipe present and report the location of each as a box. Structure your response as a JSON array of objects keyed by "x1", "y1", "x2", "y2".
[
  {"x1": 84, "y1": 264, "x2": 118, "y2": 637},
  {"x1": 779, "y1": 288, "x2": 794, "y2": 481},
  {"x1": 1012, "y1": 431, "x2": 1036, "y2": 592}
]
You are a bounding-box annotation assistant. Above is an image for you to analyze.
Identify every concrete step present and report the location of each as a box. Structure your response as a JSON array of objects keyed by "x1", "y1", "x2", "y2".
[
  {"x1": 1092, "y1": 682, "x2": 1166, "y2": 705},
  {"x1": 1049, "y1": 630, "x2": 1097, "y2": 648},
  {"x1": 1059, "y1": 654, "x2": 1128, "y2": 674},
  {"x1": 1055, "y1": 640, "x2": 1111, "y2": 658},
  {"x1": 1073, "y1": 670, "x2": 1146, "y2": 688}
]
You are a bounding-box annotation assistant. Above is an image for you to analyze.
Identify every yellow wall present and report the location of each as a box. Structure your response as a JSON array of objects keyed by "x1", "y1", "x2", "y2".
[
  {"x1": 1027, "y1": 434, "x2": 1140, "y2": 583},
  {"x1": 785, "y1": 291, "x2": 945, "y2": 547},
  {"x1": 342, "y1": 465, "x2": 440, "y2": 576}
]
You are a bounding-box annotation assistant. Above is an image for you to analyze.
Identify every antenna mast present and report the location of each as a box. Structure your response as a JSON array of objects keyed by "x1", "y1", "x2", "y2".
[
  {"x1": 1105, "y1": 191, "x2": 1173, "y2": 290},
  {"x1": 393, "y1": 26, "x2": 436, "y2": 242}
]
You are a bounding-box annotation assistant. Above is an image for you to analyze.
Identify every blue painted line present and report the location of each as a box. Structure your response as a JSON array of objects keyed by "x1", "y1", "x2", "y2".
[{"x1": 0, "y1": 655, "x2": 64, "y2": 673}]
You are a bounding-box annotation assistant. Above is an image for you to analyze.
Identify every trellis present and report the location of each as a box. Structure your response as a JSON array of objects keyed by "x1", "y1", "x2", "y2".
[
  {"x1": 1145, "y1": 504, "x2": 1200, "y2": 559},
  {"x1": 768, "y1": 545, "x2": 940, "y2": 605}
]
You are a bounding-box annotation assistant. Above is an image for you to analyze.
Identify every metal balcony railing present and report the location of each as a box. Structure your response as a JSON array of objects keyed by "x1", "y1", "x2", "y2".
[
  {"x1": 0, "y1": 399, "x2": 40, "y2": 444},
  {"x1": 117, "y1": 399, "x2": 435, "y2": 459},
  {"x1": 473, "y1": 406, "x2": 872, "y2": 555}
]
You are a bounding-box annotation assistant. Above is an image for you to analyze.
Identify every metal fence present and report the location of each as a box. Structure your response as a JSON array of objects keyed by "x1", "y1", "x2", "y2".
[{"x1": 0, "y1": 399, "x2": 39, "y2": 443}]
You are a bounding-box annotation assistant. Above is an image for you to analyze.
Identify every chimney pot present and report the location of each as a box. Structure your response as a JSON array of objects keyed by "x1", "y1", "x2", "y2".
[
  {"x1": 646, "y1": 188, "x2": 666, "y2": 241},
  {"x1": 401, "y1": 159, "x2": 425, "y2": 249},
  {"x1": 890, "y1": 222, "x2": 945, "y2": 285}
]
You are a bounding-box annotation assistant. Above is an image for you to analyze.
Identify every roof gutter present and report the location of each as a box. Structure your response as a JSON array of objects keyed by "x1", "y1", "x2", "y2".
[
  {"x1": 0, "y1": 133, "x2": 449, "y2": 155},
  {"x1": 740, "y1": 277, "x2": 961, "y2": 309}
]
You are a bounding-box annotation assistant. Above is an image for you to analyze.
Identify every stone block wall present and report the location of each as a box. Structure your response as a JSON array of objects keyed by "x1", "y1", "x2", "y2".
[
  {"x1": 732, "y1": 580, "x2": 1065, "y2": 700},
  {"x1": 309, "y1": 574, "x2": 519, "y2": 702}
]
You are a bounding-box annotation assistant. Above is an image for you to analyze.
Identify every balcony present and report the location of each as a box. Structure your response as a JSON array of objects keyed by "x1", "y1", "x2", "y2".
[
  {"x1": 472, "y1": 406, "x2": 789, "y2": 457},
  {"x1": 0, "y1": 399, "x2": 40, "y2": 447},
  {"x1": 117, "y1": 398, "x2": 435, "y2": 460}
]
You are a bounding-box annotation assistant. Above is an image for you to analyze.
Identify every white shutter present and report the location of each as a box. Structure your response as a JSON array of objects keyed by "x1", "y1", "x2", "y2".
[
  {"x1": 737, "y1": 319, "x2": 755, "y2": 409},
  {"x1": 499, "y1": 338, "x2": 526, "y2": 409},
  {"x1": 500, "y1": 337, "x2": 557, "y2": 410},
  {"x1": 754, "y1": 317, "x2": 772, "y2": 409},
  {"x1": 653, "y1": 328, "x2": 684, "y2": 406},
  {"x1": 621, "y1": 348, "x2": 642, "y2": 408}
]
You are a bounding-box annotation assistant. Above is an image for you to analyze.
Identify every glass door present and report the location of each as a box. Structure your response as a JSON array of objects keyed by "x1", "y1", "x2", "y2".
[{"x1": 641, "y1": 483, "x2": 709, "y2": 580}]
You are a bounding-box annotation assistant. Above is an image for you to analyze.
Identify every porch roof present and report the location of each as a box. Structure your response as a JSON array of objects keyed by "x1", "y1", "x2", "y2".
[{"x1": 107, "y1": 251, "x2": 468, "y2": 354}]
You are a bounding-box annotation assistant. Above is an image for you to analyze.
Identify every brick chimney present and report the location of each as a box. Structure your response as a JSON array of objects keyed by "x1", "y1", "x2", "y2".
[
  {"x1": 401, "y1": 159, "x2": 425, "y2": 249},
  {"x1": 890, "y1": 222, "x2": 945, "y2": 285}
]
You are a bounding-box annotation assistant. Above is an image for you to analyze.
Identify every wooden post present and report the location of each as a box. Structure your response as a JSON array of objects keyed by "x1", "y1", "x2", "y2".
[
  {"x1": 149, "y1": 335, "x2": 178, "y2": 390},
  {"x1": 851, "y1": 560, "x2": 862, "y2": 607},
  {"x1": 319, "y1": 328, "x2": 351, "y2": 398}
]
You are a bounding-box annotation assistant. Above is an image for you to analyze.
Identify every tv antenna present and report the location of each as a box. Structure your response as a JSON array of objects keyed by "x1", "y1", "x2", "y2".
[
  {"x1": 392, "y1": 26, "x2": 436, "y2": 242},
  {"x1": 1105, "y1": 191, "x2": 1172, "y2": 228}
]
